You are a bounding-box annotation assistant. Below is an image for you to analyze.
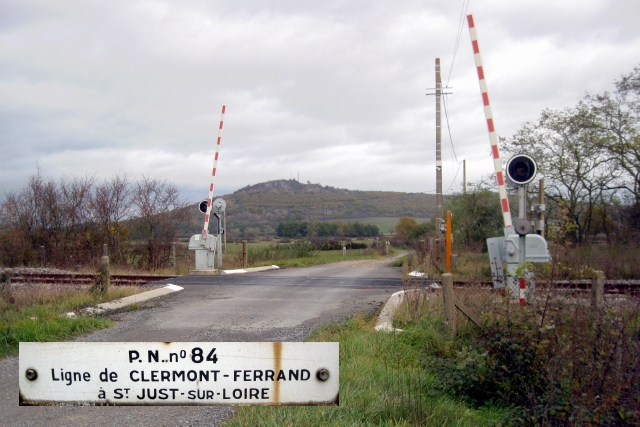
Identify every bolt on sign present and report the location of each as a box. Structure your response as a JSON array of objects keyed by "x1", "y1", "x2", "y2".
[{"x1": 19, "y1": 342, "x2": 338, "y2": 406}]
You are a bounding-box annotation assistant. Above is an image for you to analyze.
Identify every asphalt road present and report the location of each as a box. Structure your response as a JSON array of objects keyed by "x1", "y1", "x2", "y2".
[{"x1": 1, "y1": 257, "x2": 404, "y2": 427}]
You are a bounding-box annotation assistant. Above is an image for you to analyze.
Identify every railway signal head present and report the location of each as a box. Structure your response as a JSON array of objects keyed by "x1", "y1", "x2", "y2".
[
  {"x1": 199, "y1": 200, "x2": 209, "y2": 214},
  {"x1": 212, "y1": 198, "x2": 226, "y2": 214},
  {"x1": 506, "y1": 154, "x2": 537, "y2": 186}
]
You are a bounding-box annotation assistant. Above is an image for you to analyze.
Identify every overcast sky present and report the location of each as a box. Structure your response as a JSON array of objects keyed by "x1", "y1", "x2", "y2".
[{"x1": 1, "y1": 0, "x2": 639, "y2": 202}]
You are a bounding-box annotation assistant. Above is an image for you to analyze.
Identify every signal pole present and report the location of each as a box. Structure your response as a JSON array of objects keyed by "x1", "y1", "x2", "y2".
[{"x1": 435, "y1": 58, "x2": 443, "y2": 237}]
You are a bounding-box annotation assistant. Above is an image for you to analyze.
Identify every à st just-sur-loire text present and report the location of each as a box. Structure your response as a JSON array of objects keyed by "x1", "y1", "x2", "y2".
[{"x1": 49, "y1": 347, "x2": 313, "y2": 402}]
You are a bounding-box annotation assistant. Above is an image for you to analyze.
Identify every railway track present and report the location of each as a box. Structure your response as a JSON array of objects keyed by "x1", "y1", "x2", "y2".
[
  {"x1": 408, "y1": 278, "x2": 640, "y2": 295},
  {"x1": 8, "y1": 272, "x2": 175, "y2": 287},
  {"x1": 6, "y1": 273, "x2": 640, "y2": 295}
]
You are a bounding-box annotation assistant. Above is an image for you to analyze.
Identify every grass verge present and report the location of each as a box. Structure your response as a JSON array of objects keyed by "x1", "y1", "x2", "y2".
[
  {"x1": 0, "y1": 286, "x2": 141, "y2": 359},
  {"x1": 392, "y1": 272, "x2": 640, "y2": 426},
  {"x1": 251, "y1": 249, "x2": 398, "y2": 269},
  {"x1": 391, "y1": 254, "x2": 412, "y2": 268},
  {"x1": 224, "y1": 314, "x2": 513, "y2": 427}
]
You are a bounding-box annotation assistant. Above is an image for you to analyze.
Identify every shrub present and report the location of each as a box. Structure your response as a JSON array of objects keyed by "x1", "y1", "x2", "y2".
[{"x1": 424, "y1": 299, "x2": 640, "y2": 426}]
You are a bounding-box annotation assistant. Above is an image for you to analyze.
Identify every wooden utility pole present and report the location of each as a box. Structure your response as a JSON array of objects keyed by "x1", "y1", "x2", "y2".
[
  {"x1": 463, "y1": 160, "x2": 466, "y2": 194},
  {"x1": 435, "y1": 58, "x2": 443, "y2": 237}
]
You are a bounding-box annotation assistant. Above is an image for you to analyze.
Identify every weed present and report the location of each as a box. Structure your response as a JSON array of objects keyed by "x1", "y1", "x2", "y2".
[
  {"x1": 404, "y1": 279, "x2": 640, "y2": 426},
  {"x1": 225, "y1": 315, "x2": 512, "y2": 427},
  {"x1": 0, "y1": 285, "x2": 142, "y2": 359}
]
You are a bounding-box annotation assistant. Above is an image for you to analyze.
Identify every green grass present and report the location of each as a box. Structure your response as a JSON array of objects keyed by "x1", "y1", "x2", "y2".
[
  {"x1": 224, "y1": 241, "x2": 277, "y2": 253},
  {"x1": 391, "y1": 254, "x2": 411, "y2": 268},
  {"x1": 224, "y1": 315, "x2": 513, "y2": 427},
  {"x1": 0, "y1": 286, "x2": 141, "y2": 359},
  {"x1": 250, "y1": 249, "x2": 396, "y2": 268}
]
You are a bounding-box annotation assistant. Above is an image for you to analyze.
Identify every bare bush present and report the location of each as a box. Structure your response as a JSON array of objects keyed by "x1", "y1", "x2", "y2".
[
  {"x1": 0, "y1": 171, "x2": 189, "y2": 270},
  {"x1": 130, "y1": 176, "x2": 190, "y2": 269}
]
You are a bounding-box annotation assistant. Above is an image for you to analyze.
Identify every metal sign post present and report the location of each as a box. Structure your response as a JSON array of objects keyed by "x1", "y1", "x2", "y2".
[{"x1": 212, "y1": 198, "x2": 226, "y2": 268}]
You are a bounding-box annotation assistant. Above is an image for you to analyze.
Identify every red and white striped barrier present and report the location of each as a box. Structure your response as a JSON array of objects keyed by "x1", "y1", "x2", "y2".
[
  {"x1": 202, "y1": 105, "x2": 226, "y2": 239},
  {"x1": 467, "y1": 15, "x2": 514, "y2": 235},
  {"x1": 519, "y1": 277, "x2": 526, "y2": 306}
]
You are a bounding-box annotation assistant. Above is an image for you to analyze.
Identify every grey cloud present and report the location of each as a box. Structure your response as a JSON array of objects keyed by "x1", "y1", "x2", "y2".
[{"x1": 0, "y1": 0, "x2": 639, "y2": 198}]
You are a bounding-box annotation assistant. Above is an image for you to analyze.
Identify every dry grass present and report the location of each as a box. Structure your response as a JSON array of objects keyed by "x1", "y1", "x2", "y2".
[
  {"x1": 0, "y1": 284, "x2": 143, "y2": 359},
  {"x1": 392, "y1": 247, "x2": 640, "y2": 426}
]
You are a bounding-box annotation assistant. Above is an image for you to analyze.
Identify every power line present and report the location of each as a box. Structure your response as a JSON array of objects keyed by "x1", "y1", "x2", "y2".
[
  {"x1": 444, "y1": 161, "x2": 463, "y2": 194},
  {"x1": 442, "y1": 95, "x2": 461, "y2": 165},
  {"x1": 437, "y1": 0, "x2": 470, "y2": 196},
  {"x1": 446, "y1": 0, "x2": 471, "y2": 87}
]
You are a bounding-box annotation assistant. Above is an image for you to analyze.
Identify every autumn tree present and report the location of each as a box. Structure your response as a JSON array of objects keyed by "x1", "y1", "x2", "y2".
[
  {"x1": 503, "y1": 65, "x2": 640, "y2": 243},
  {"x1": 406, "y1": 221, "x2": 435, "y2": 241},
  {"x1": 395, "y1": 216, "x2": 417, "y2": 240},
  {"x1": 447, "y1": 182, "x2": 503, "y2": 247},
  {"x1": 503, "y1": 104, "x2": 619, "y2": 243},
  {"x1": 587, "y1": 66, "x2": 640, "y2": 240}
]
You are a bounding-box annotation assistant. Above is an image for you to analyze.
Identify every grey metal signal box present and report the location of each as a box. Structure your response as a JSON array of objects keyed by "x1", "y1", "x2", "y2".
[
  {"x1": 487, "y1": 234, "x2": 551, "y2": 290},
  {"x1": 486, "y1": 154, "x2": 552, "y2": 298},
  {"x1": 188, "y1": 234, "x2": 216, "y2": 271}
]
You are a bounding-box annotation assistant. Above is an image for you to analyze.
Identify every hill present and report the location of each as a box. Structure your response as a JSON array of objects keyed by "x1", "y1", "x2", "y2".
[{"x1": 179, "y1": 179, "x2": 437, "y2": 238}]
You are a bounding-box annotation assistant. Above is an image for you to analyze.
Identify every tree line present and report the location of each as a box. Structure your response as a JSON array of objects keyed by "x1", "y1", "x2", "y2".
[
  {"x1": 398, "y1": 64, "x2": 640, "y2": 248},
  {"x1": 276, "y1": 220, "x2": 379, "y2": 238},
  {"x1": 0, "y1": 170, "x2": 189, "y2": 268},
  {"x1": 395, "y1": 61, "x2": 640, "y2": 248},
  {"x1": 502, "y1": 65, "x2": 640, "y2": 244}
]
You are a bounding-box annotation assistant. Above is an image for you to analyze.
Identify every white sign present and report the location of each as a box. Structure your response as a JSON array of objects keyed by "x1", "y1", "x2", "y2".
[{"x1": 19, "y1": 342, "x2": 338, "y2": 406}]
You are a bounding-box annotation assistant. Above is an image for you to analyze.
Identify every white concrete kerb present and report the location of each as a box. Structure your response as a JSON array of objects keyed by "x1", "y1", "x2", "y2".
[
  {"x1": 374, "y1": 288, "x2": 433, "y2": 332},
  {"x1": 374, "y1": 290, "x2": 407, "y2": 332},
  {"x1": 221, "y1": 265, "x2": 280, "y2": 275},
  {"x1": 83, "y1": 284, "x2": 184, "y2": 315}
]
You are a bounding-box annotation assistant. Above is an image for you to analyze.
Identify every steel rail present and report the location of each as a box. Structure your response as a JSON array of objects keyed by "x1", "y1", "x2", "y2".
[
  {"x1": 6, "y1": 273, "x2": 640, "y2": 294},
  {"x1": 9, "y1": 273, "x2": 175, "y2": 286},
  {"x1": 407, "y1": 278, "x2": 640, "y2": 295}
]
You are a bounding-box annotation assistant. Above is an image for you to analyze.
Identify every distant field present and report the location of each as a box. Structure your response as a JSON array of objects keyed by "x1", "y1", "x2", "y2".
[{"x1": 326, "y1": 217, "x2": 432, "y2": 233}]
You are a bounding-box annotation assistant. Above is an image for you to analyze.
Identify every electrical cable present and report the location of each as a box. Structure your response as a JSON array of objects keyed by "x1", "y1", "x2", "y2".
[
  {"x1": 443, "y1": 96, "x2": 461, "y2": 165},
  {"x1": 446, "y1": 0, "x2": 471, "y2": 87},
  {"x1": 434, "y1": 0, "x2": 469, "y2": 196},
  {"x1": 444, "y1": 161, "x2": 463, "y2": 194}
]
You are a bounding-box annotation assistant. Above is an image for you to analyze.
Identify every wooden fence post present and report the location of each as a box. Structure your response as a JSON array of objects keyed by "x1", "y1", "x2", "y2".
[
  {"x1": 0, "y1": 269, "x2": 11, "y2": 299},
  {"x1": 442, "y1": 273, "x2": 456, "y2": 337},
  {"x1": 592, "y1": 270, "x2": 604, "y2": 309},
  {"x1": 98, "y1": 254, "x2": 110, "y2": 293},
  {"x1": 172, "y1": 242, "x2": 177, "y2": 273},
  {"x1": 242, "y1": 240, "x2": 248, "y2": 268}
]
